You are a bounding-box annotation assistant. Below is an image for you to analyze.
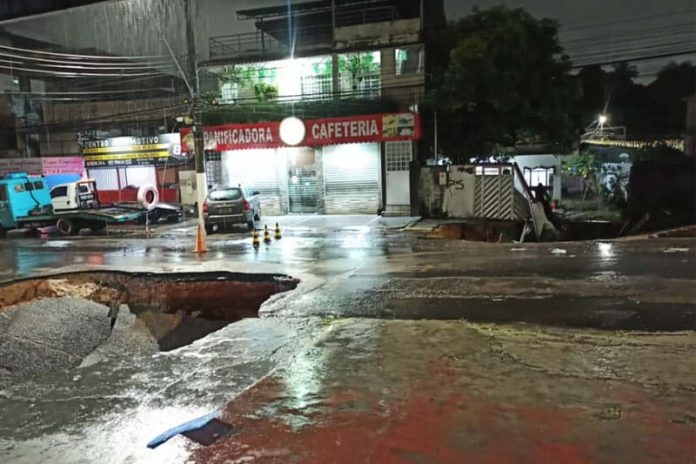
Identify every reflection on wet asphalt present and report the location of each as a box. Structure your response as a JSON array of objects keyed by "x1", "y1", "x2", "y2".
[
  {"x1": 0, "y1": 220, "x2": 694, "y2": 463},
  {"x1": 0, "y1": 318, "x2": 322, "y2": 464}
]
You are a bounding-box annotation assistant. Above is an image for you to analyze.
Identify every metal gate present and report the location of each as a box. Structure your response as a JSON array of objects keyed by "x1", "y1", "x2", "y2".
[{"x1": 473, "y1": 174, "x2": 515, "y2": 220}]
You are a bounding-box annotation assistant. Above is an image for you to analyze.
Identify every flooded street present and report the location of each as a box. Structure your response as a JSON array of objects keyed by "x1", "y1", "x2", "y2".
[{"x1": 0, "y1": 217, "x2": 694, "y2": 463}]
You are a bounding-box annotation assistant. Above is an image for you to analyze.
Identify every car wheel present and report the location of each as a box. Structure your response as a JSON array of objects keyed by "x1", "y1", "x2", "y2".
[
  {"x1": 247, "y1": 218, "x2": 255, "y2": 231},
  {"x1": 254, "y1": 208, "x2": 261, "y2": 221},
  {"x1": 205, "y1": 224, "x2": 214, "y2": 235}
]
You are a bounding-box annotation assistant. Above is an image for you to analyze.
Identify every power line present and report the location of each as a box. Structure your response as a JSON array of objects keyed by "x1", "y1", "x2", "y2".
[
  {"x1": 571, "y1": 50, "x2": 696, "y2": 68},
  {"x1": 0, "y1": 43, "x2": 168, "y2": 61},
  {"x1": 0, "y1": 50, "x2": 174, "y2": 69}
]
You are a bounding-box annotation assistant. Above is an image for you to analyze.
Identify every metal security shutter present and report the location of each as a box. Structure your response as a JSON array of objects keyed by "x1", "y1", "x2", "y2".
[
  {"x1": 87, "y1": 168, "x2": 119, "y2": 190},
  {"x1": 323, "y1": 143, "x2": 381, "y2": 214},
  {"x1": 222, "y1": 149, "x2": 282, "y2": 215}
]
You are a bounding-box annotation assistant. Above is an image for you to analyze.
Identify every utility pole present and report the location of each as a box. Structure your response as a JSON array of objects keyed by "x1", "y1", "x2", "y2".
[{"x1": 185, "y1": 0, "x2": 208, "y2": 253}]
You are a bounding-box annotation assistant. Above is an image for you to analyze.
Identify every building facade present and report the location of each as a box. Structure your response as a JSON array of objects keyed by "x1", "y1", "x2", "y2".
[{"x1": 197, "y1": 0, "x2": 436, "y2": 215}]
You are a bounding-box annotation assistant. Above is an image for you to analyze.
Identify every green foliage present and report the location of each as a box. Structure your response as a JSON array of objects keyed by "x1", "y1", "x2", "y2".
[
  {"x1": 253, "y1": 83, "x2": 278, "y2": 102},
  {"x1": 218, "y1": 66, "x2": 247, "y2": 87},
  {"x1": 311, "y1": 60, "x2": 333, "y2": 77},
  {"x1": 565, "y1": 151, "x2": 601, "y2": 179},
  {"x1": 339, "y1": 53, "x2": 379, "y2": 90},
  {"x1": 432, "y1": 6, "x2": 581, "y2": 157}
]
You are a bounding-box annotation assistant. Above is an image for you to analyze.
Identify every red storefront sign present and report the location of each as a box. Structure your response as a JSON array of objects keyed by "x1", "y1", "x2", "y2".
[{"x1": 181, "y1": 113, "x2": 420, "y2": 152}]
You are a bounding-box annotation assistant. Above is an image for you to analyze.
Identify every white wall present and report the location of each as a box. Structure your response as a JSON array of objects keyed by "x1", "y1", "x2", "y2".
[{"x1": 514, "y1": 154, "x2": 563, "y2": 200}]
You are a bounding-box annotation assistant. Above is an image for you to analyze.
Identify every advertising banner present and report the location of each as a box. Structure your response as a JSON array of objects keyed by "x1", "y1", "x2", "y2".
[
  {"x1": 81, "y1": 133, "x2": 189, "y2": 168},
  {"x1": 180, "y1": 113, "x2": 420, "y2": 152}
]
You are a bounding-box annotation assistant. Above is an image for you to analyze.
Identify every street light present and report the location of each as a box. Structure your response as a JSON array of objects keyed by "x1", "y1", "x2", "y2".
[{"x1": 598, "y1": 114, "x2": 608, "y2": 126}]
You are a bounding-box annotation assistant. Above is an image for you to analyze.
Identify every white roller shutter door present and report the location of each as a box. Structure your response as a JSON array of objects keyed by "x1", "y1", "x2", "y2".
[
  {"x1": 323, "y1": 143, "x2": 381, "y2": 214},
  {"x1": 222, "y1": 149, "x2": 282, "y2": 215}
]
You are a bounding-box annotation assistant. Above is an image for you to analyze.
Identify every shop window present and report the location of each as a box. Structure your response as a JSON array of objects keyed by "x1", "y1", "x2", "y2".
[
  {"x1": 33, "y1": 181, "x2": 44, "y2": 190},
  {"x1": 24, "y1": 182, "x2": 34, "y2": 191},
  {"x1": 0, "y1": 185, "x2": 7, "y2": 202},
  {"x1": 395, "y1": 47, "x2": 424, "y2": 75}
]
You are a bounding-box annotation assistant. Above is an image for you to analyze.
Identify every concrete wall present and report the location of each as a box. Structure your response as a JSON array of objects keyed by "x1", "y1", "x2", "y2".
[
  {"x1": 380, "y1": 46, "x2": 425, "y2": 108},
  {"x1": 335, "y1": 18, "x2": 421, "y2": 50},
  {"x1": 418, "y1": 166, "x2": 446, "y2": 217}
]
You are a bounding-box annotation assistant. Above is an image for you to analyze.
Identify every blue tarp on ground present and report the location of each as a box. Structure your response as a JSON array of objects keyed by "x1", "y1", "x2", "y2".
[{"x1": 44, "y1": 174, "x2": 81, "y2": 189}]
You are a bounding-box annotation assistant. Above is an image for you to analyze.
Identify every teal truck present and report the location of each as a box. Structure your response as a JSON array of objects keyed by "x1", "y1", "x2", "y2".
[{"x1": 0, "y1": 173, "x2": 145, "y2": 236}]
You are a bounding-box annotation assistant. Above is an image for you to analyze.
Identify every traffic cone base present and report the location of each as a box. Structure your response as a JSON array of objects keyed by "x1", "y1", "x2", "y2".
[
  {"x1": 193, "y1": 223, "x2": 208, "y2": 253},
  {"x1": 252, "y1": 228, "x2": 260, "y2": 248}
]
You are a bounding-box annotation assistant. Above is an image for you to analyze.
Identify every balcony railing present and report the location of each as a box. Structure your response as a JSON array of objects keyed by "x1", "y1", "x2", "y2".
[
  {"x1": 335, "y1": 6, "x2": 399, "y2": 26},
  {"x1": 209, "y1": 24, "x2": 332, "y2": 61},
  {"x1": 209, "y1": 5, "x2": 406, "y2": 60}
]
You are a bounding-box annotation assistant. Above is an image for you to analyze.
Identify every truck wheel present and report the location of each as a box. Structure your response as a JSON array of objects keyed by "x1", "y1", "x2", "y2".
[{"x1": 56, "y1": 218, "x2": 78, "y2": 236}]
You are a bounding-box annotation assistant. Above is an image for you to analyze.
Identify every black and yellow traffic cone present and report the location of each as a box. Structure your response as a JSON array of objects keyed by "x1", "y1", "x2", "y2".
[
  {"x1": 274, "y1": 222, "x2": 282, "y2": 240},
  {"x1": 252, "y1": 228, "x2": 260, "y2": 249},
  {"x1": 263, "y1": 224, "x2": 272, "y2": 244}
]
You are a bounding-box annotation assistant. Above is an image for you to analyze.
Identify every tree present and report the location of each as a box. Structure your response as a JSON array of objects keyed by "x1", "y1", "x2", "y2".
[
  {"x1": 433, "y1": 7, "x2": 580, "y2": 158},
  {"x1": 339, "y1": 53, "x2": 379, "y2": 92},
  {"x1": 565, "y1": 150, "x2": 601, "y2": 200}
]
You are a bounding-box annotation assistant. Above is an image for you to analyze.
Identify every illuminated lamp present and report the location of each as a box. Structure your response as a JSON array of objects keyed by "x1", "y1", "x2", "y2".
[{"x1": 279, "y1": 116, "x2": 306, "y2": 146}]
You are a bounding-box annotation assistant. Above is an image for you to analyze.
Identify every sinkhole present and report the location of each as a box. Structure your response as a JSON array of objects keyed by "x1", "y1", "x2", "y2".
[{"x1": 0, "y1": 271, "x2": 298, "y2": 382}]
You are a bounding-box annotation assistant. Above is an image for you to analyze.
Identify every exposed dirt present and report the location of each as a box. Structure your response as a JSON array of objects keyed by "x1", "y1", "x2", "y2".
[{"x1": 0, "y1": 271, "x2": 299, "y2": 351}]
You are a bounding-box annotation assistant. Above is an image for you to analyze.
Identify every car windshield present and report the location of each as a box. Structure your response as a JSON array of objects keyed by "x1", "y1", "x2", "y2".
[{"x1": 208, "y1": 188, "x2": 242, "y2": 201}]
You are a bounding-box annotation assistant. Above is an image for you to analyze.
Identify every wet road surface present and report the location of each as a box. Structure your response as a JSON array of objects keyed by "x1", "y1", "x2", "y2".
[{"x1": 0, "y1": 216, "x2": 694, "y2": 463}]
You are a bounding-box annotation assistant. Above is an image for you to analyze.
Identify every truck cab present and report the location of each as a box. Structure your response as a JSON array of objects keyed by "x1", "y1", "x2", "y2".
[
  {"x1": 50, "y1": 180, "x2": 99, "y2": 211},
  {"x1": 0, "y1": 173, "x2": 52, "y2": 230}
]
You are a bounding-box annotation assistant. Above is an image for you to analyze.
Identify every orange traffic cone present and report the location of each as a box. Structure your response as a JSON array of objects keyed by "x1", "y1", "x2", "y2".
[{"x1": 193, "y1": 223, "x2": 208, "y2": 253}]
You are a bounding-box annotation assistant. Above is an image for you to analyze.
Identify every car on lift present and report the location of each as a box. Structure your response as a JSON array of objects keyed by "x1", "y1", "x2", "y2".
[{"x1": 203, "y1": 185, "x2": 261, "y2": 233}]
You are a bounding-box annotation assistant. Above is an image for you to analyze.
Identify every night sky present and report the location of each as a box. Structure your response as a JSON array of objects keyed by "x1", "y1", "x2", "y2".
[{"x1": 444, "y1": 0, "x2": 696, "y2": 79}]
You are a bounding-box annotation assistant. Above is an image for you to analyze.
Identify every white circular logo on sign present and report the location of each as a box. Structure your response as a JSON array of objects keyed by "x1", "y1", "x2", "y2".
[{"x1": 279, "y1": 117, "x2": 306, "y2": 146}]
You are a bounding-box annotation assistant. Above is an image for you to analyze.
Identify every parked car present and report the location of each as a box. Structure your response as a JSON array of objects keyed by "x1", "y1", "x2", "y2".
[{"x1": 203, "y1": 185, "x2": 261, "y2": 233}]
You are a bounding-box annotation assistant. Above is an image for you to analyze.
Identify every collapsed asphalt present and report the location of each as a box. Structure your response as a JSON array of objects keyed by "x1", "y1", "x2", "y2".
[{"x1": 0, "y1": 216, "x2": 694, "y2": 463}]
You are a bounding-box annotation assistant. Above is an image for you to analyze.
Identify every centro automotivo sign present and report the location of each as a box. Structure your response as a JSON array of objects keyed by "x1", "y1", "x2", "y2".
[{"x1": 180, "y1": 113, "x2": 420, "y2": 152}]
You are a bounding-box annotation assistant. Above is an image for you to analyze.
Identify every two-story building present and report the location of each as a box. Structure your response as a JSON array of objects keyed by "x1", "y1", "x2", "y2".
[{"x1": 195, "y1": 0, "x2": 443, "y2": 216}]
